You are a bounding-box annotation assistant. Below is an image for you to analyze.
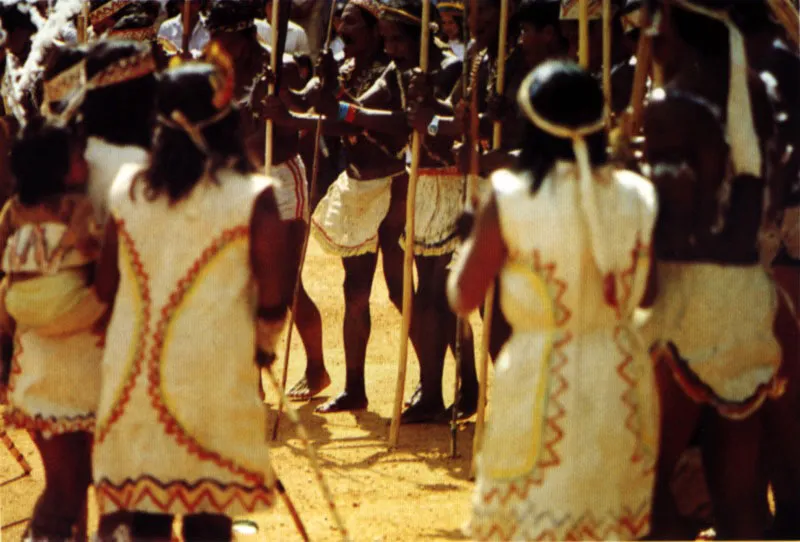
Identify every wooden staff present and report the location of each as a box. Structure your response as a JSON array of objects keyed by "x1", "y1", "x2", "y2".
[
  {"x1": 76, "y1": 1, "x2": 89, "y2": 43},
  {"x1": 262, "y1": 367, "x2": 351, "y2": 541},
  {"x1": 452, "y1": 0, "x2": 473, "y2": 461},
  {"x1": 1, "y1": 427, "x2": 32, "y2": 477},
  {"x1": 181, "y1": 0, "x2": 192, "y2": 57},
  {"x1": 579, "y1": 0, "x2": 590, "y2": 69},
  {"x1": 602, "y1": 0, "x2": 612, "y2": 121},
  {"x1": 622, "y1": 3, "x2": 651, "y2": 139},
  {"x1": 767, "y1": 0, "x2": 800, "y2": 49},
  {"x1": 271, "y1": 1, "x2": 338, "y2": 441},
  {"x1": 389, "y1": 0, "x2": 433, "y2": 449},
  {"x1": 470, "y1": 0, "x2": 508, "y2": 480},
  {"x1": 264, "y1": 0, "x2": 282, "y2": 177}
]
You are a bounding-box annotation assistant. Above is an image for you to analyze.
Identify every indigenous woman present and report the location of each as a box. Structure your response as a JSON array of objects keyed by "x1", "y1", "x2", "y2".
[
  {"x1": 642, "y1": 1, "x2": 786, "y2": 537},
  {"x1": 448, "y1": 61, "x2": 659, "y2": 540},
  {"x1": 1, "y1": 122, "x2": 103, "y2": 540},
  {"x1": 91, "y1": 60, "x2": 292, "y2": 540},
  {"x1": 80, "y1": 40, "x2": 157, "y2": 227}
]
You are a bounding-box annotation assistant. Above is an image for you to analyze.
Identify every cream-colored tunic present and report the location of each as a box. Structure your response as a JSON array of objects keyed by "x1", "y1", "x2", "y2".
[
  {"x1": 92, "y1": 165, "x2": 278, "y2": 516},
  {"x1": 467, "y1": 164, "x2": 659, "y2": 541},
  {"x1": 85, "y1": 136, "x2": 148, "y2": 226}
]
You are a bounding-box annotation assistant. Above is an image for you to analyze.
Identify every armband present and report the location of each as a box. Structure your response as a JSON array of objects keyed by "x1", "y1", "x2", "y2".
[{"x1": 337, "y1": 102, "x2": 358, "y2": 123}]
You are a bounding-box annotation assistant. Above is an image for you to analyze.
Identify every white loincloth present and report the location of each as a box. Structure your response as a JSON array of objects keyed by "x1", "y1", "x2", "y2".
[
  {"x1": 272, "y1": 154, "x2": 309, "y2": 222},
  {"x1": 311, "y1": 169, "x2": 397, "y2": 257},
  {"x1": 404, "y1": 167, "x2": 465, "y2": 256}
]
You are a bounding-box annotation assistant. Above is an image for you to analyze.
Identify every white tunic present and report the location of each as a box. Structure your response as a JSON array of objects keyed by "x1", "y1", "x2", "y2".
[
  {"x1": 467, "y1": 164, "x2": 659, "y2": 541},
  {"x1": 92, "y1": 165, "x2": 278, "y2": 516},
  {"x1": 85, "y1": 137, "x2": 148, "y2": 226}
]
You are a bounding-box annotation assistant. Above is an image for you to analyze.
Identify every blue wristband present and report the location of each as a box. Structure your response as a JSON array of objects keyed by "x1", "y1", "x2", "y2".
[{"x1": 337, "y1": 102, "x2": 349, "y2": 121}]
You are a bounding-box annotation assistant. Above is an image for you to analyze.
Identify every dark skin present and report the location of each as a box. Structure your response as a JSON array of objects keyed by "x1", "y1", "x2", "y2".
[
  {"x1": 263, "y1": 3, "x2": 409, "y2": 411},
  {"x1": 331, "y1": 17, "x2": 477, "y2": 422},
  {"x1": 209, "y1": 29, "x2": 330, "y2": 401},
  {"x1": 643, "y1": 10, "x2": 781, "y2": 539},
  {"x1": 741, "y1": 23, "x2": 800, "y2": 539}
]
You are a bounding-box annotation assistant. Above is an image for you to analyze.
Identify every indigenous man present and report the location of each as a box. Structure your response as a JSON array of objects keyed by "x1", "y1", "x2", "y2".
[
  {"x1": 204, "y1": 0, "x2": 328, "y2": 401},
  {"x1": 264, "y1": 0, "x2": 409, "y2": 410},
  {"x1": 641, "y1": 0, "x2": 785, "y2": 537},
  {"x1": 157, "y1": 0, "x2": 210, "y2": 58}
]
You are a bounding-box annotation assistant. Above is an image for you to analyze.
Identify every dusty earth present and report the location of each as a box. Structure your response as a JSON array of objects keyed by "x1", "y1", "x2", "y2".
[{"x1": 1, "y1": 239, "x2": 493, "y2": 541}]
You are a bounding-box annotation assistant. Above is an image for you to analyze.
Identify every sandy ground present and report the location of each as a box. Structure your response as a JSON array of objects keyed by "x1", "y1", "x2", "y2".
[{"x1": 1, "y1": 238, "x2": 491, "y2": 541}]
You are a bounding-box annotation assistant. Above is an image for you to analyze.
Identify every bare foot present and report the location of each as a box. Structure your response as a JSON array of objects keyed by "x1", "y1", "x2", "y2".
[
  {"x1": 315, "y1": 391, "x2": 368, "y2": 413},
  {"x1": 288, "y1": 369, "x2": 332, "y2": 401}
]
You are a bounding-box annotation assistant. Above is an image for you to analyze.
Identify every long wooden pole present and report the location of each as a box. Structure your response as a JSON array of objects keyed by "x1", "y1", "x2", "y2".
[
  {"x1": 389, "y1": 0, "x2": 433, "y2": 449},
  {"x1": 77, "y1": 1, "x2": 89, "y2": 43},
  {"x1": 578, "y1": 0, "x2": 590, "y2": 68},
  {"x1": 471, "y1": 0, "x2": 508, "y2": 480},
  {"x1": 452, "y1": 0, "x2": 472, "y2": 460},
  {"x1": 271, "y1": 2, "x2": 338, "y2": 441},
  {"x1": 265, "y1": 0, "x2": 281, "y2": 177},
  {"x1": 181, "y1": 0, "x2": 192, "y2": 57},
  {"x1": 622, "y1": 3, "x2": 651, "y2": 139},
  {"x1": 602, "y1": 0, "x2": 612, "y2": 121}
]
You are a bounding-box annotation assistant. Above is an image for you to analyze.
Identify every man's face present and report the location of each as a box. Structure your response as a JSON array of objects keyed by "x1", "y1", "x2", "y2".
[
  {"x1": 379, "y1": 19, "x2": 417, "y2": 69},
  {"x1": 471, "y1": 3, "x2": 499, "y2": 48},
  {"x1": 440, "y1": 12, "x2": 461, "y2": 42},
  {"x1": 339, "y1": 4, "x2": 374, "y2": 58},
  {"x1": 519, "y1": 21, "x2": 555, "y2": 67}
]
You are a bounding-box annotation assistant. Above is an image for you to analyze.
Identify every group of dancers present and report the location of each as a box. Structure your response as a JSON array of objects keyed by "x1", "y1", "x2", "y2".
[{"x1": 0, "y1": 0, "x2": 798, "y2": 540}]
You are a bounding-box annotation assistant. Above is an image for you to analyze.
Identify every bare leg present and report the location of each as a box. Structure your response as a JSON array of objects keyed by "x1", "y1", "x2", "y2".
[
  {"x1": 702, "y1": 413, "x2": 768, "y2": 539},
  {"x1": 183, "y1": 513, "x2": 233, "y2": 541},
  {"x1": 316, "y1": 253, "x2": 378, "y2": 413},
  {"x1": 285, "y1": 220, "x2": 330, "y2": 400},
  {"x1": 764, "y1": 264, "x2": 800, "y2": 538},
  {"x1": 648, "y1": 347, "x2": 704, "y2": 540},
  {"x1": 401, "y1": 255, "x2": 452, "y2": 424},
  {"x1": 28, "y1": 430, "x2": 92, "y2": 540}
]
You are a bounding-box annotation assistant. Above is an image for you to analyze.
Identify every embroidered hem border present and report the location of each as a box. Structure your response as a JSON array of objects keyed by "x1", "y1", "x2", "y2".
[
  {"x1": 310, "y1": 221, "x2": 380, "y2": 258},
  {"x1": 95, "y1": 475, "x2": 276, "y2": 516},
  {"x1": 3, "y1": 407, "x2": 94, "y2": 437},
  {"x1": 654, "y1": 342, "x2": 786, "y2": 420}
]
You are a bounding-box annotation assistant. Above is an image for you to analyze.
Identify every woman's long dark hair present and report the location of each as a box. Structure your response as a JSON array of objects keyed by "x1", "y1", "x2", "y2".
[
  {"x1": 10, "y1": 121, "x2": 76, "y2": 207},
  {"x1": 81, "y1": 40, "x2": 157, "y2": 148},
  {"x1": 518, "y1": 61, "x2": 608, "y2": 192},
  {"x1": 142, "y1": 63, "x2": 253, "y2": 204}
]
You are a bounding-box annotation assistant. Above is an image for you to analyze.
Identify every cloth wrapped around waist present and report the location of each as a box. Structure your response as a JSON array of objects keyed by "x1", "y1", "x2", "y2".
[{"x1": 5, "y1": 270, "x2": 106, "y2": 337}]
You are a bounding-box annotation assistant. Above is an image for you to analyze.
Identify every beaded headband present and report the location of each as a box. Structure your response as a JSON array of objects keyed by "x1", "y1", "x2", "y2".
[
  {"x1": 90, "y1": 49, "x2": 157, "y2": 89},
  {"x1": 437, "y1": 1, "x2": 464, "y2": 13},
  {"x1": 89, "y1": 0, "x2": 135, "y2": 26},
  {"x1": 350, "y1": 0, "x2": 383, "y2": 19},
  {"x1": 43, "y1": 61, "x2": 86, "y2": 105},
  {"x1": 380, "y1": 6, "x2": 422, "y2": 25},
  {"x1": 109, "y1": 26, "x2": 158, "y2": 42}
]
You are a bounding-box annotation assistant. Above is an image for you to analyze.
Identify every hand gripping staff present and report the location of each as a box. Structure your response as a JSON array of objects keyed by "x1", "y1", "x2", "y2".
[{"x1": 389, "y1": 0, "x2": 433, "y2": 449}]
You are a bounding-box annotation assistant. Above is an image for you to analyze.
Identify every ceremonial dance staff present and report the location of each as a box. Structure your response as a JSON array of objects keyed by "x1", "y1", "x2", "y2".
[
  {"x1": 621, "y1": 1, "x2": 651, "y2": 140},
  {"x1": 272, "y1": 1, "x2": 338, "y2": 441},
  {"x1": 579, "y1": 0, "x2": 589, "y2": 68},
  {"x1": 602, "y1": 0, "x2": 612, "y2": 122},
  {"x1": 389, "y1": 0, "x2": 433, "y2": 449},
  {"x1": 263, "y1": 367, "x2": 351, "y2": 541},
  {"x1": 255, "y1": 3, "x2": 347, "y2": 539},
  {"x1": 181, "y1": 0, "x2": 191, "y2": 57},
  {"x1": 471, "y1": 0, "x2": 509, "y2": 478},
  {"x1": 452, "y1": 0, "x2": 473, "y2": 460},
  {"x1": 767, "y1": 0, "x2": 799, "y2": 49},
  {"x1": 0, "y1": 426, "x2": 32, "y2": 480}
]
